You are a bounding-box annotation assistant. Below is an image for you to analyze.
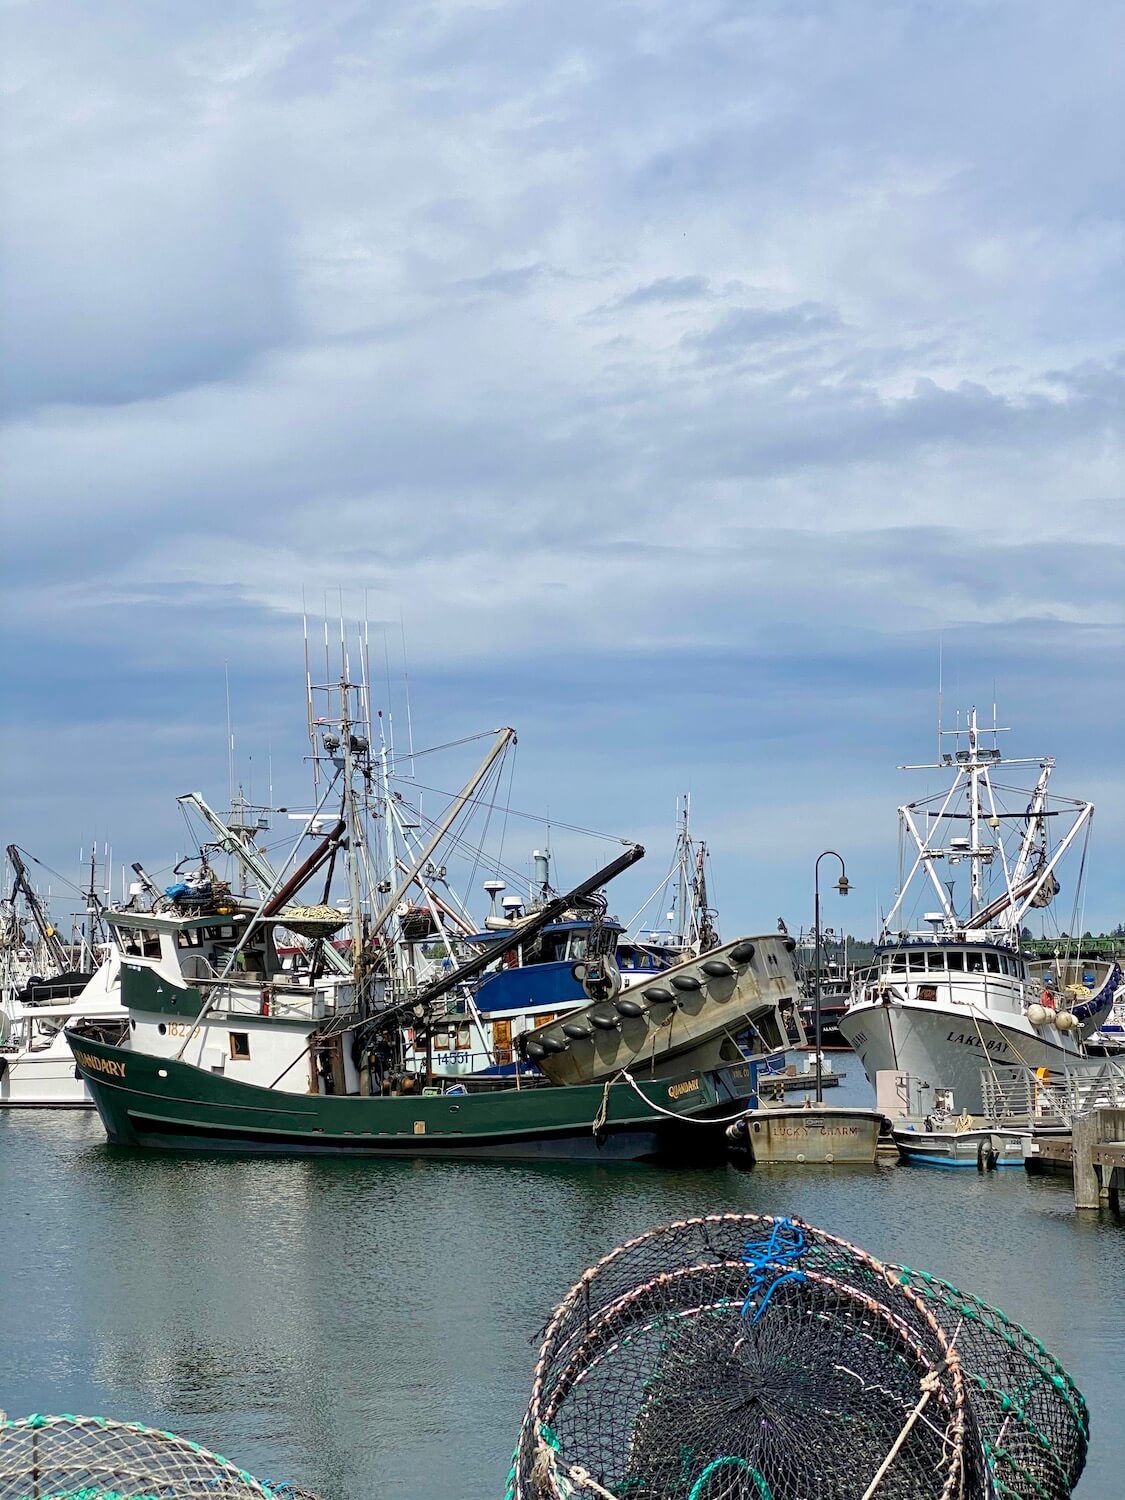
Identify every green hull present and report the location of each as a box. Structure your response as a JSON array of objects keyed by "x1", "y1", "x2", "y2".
[{"x1": 67, "y1": 1033, "x2": 757, "y2": 1162}]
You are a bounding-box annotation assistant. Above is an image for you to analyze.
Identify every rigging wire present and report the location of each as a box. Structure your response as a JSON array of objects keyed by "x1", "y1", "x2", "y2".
[
  {"x1": 460, "y1": 754, "x2": 506, "y2": 906},
  {"x1": 394, "y1": 793, "x2": 547, "y2": 897},
  {"x1": 387, "y1": 729, "x2": 507, "y2": 762},
  {"x1": 10, "y1": 847, "x2": 87, "y2": 901},
  {"x1": 494, "y1": 741, "x2": 517, "y2": 881},
  {"x1": 387, "y1": 774, "x2": 635, "y2": 845}
]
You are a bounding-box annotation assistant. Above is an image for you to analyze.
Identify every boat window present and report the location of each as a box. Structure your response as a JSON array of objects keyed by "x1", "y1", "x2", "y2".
[
  {"x1": 568, "y1": 935, "x2": 589, "y2": 961},
  {"x1": 984, "y1": 953, "x2": 999, "y2": 974},
  {"x1": 947, "y1": 953, "x2": 964, "y2": 971},
  {"x1": 966, "y1": 952, "x2": 985, "y2": 973},
  {"x1": 228, "y1": 1032, "x2": 251, "y2": 1060},
  {"x1": 889, "y1": 953, "x2": 907, "y2": 972},
  {"x1": 456, "y1": 1025, "x2": 471, "y2": 1049},
  {"x1": 926, "y1": 952, "x2": 946, "y2": 972},
  {"x1": 176, "y1": 930, "x2": 203, "y2": 949},
  {"x1": 907, "y1": 953, "x2": 925, "y2": 972}
]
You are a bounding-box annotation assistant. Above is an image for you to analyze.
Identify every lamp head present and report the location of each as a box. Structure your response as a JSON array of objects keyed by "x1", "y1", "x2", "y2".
[{"x1": 836, "y1": 874, "x2": 850, "y2": 896}]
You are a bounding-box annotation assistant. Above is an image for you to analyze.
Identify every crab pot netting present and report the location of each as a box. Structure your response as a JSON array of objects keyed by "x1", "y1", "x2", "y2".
[
  {"x1": 0, "y1": 1414, "x2": 320, "y2": 1500},
  {"x1": 512, "y1": 1214, "x2": 1088, "y2": 1500}
]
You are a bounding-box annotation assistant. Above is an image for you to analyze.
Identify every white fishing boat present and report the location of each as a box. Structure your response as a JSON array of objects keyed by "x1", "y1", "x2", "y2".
[
  {"x1": 0, "y1": 954, "x2": 128, "y2": 1107},
  {"x1": 1, "y1": 845, "x2": 109, "y2": 1107},
  {"x1": 839, "y1": 709, "x2": 1120, "y2": 1116}
]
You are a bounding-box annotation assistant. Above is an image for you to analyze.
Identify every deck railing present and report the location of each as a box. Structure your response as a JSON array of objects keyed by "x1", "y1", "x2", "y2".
[{"x1": 981, "y1": 1058, "x2": 1125, "y2": 1127}]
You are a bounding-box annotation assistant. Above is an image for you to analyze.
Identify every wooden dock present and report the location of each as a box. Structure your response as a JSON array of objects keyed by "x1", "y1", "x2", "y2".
[
  {"x1": 1024, "y1": 1106, "x2": 1125, "y2": 1210},
  {"x1": 760, "y1": 1067, "x2": 843, "y2": 1098}
]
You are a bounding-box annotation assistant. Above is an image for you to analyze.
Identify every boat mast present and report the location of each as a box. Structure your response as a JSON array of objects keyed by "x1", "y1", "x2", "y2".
[
  {"x1": 674, "y1": 795, "x2": 691, "y2": 948},
  {"x1": 968, "y1": 710, "x2": 982, "y2": 917},
  {"x1": 377, "y1": 708, "x2": 404, "y2": 993},
  {"x1": 338, "y1": 674, "x2": 366, "y2": 991}
]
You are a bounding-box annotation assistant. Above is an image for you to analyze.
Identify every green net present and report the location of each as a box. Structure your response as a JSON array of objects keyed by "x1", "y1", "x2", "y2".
[
  {"x1": 511, "y1": 1213, "x2": 1088, "y2": 1500},
  {"x1": 0, "y1": 1415, "x2": 319, "y2": 1500}
]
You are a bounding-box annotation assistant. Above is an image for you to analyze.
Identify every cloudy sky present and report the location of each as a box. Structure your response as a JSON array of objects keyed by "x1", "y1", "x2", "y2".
[{"x1": 2, "y1": 0, "x2": 1122, "y2": 936}]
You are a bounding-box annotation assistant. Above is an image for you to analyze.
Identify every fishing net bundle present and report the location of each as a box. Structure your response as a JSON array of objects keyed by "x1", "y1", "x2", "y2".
[
  {"x1": 509, "y1": 1214, "x2": 1088, "y2": 1500},
  {"x1": 0, "y1": 1414, "x2": 320, "y2": 1500}
]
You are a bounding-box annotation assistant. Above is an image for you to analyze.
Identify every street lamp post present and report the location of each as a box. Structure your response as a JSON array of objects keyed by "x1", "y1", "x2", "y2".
[{"x1": 814, "y1": 850, "x2": 850, "y2": 1104}]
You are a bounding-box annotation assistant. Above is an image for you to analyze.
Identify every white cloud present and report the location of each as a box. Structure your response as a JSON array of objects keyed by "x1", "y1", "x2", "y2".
[{"x1": 1, "y1": 1, "x2": 1122, "y2": 929}]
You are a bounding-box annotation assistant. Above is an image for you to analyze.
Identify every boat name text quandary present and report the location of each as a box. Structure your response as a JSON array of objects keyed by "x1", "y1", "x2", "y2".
[{"x1": 74, "y1": 1050, "x2": 127, "y2": 1079}]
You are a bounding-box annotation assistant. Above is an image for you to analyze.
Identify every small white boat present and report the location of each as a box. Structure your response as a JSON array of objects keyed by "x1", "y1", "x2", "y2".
[
  {"x1": 892, "y1": 1118, "x2": 1028, "y2": 1170},
  {"x1": 1, "y1": 954, "x2": 127, "y2": 1107}
]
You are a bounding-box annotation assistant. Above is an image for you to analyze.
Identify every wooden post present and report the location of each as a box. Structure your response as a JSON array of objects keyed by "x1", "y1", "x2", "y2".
[{"x1": 1072, "y1": 1112, "x2": 1101, "y2": 1210}]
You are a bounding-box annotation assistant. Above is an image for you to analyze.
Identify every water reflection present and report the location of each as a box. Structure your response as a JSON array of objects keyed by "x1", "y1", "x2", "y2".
[{"x1": 2, "y1": 1108, "x2": 1121, "y2": 1498}]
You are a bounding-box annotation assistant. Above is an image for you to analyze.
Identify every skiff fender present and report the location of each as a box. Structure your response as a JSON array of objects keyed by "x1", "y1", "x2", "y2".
[
  {"x1": 671, "y1": 974, "x2": 703, "y2": 992},
  {"x1": 642, "y1": 986, "x2": 675, "y2": 1005},
  {"x1": 589, "y1": 1007, "x2": 620, "y2": 1031},
  {"x1": 701, "y1": 959, "x2": 735, "y2": 978}
]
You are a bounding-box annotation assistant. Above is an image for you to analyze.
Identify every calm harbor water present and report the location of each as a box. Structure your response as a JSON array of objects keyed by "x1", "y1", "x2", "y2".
[{"x1": 2, "y1": 1087, "x2": 1123, "y2": 1499}]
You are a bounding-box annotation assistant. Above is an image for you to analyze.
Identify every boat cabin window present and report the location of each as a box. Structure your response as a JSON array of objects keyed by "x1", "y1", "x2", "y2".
[
  {"x1": 536, "y1": 935, "x2": 569, "y2": 965},
  {"x1": 176, "y1": 924, "x2": 236, "y2": 949},
  {"x1": 121, "y1": 929, "x2": 162, "y2": 959},
  {"x1": 888, "y1": 953, "x2": 907, "y2": 973},
  {"x1": 966, "y1": 952, "x2": 985, "y2": 973},
  {"x1": 228, "y1": 1031, "x2": 251, "y2": 1060},
  {"x1": 985, "y1": 953, "x2": 1000, "y2": 974},
  {"x1": 907, "y1": 953, "x2": 925, "y2": 972},
  {"x1": 925, "y1": 952, "x2": 946, "y2": 972},
  {"x1": 567, "y1": 934, "x2": 589, "y2": 961},
  {"x1": 616, "y1": 946, "x2": 656, "y2": 972},
  {"x1": 947, "y1": 952, "x2": 964, "y2": 971}
]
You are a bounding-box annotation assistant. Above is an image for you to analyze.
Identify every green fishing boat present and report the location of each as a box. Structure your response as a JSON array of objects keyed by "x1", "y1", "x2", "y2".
[
  {"x1": 68, "y1": 1026, "x2": 758, "y2": 1160},
  {"x1": 64, "y1": 675, "x2": 786, "y2": 1163}
]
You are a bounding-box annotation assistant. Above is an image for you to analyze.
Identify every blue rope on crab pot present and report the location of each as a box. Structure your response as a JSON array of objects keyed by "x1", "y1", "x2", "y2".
[{"x1": 739, "y1": 1218, "x2": 807, "y2": 1322}]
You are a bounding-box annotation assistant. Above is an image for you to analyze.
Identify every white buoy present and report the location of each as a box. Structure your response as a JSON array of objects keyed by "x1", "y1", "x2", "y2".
[{"x1": 1026, "y1": 1003, "x2": 1047, "y2": 1026}]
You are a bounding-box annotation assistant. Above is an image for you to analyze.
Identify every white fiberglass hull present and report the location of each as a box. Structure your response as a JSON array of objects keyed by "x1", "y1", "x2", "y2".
[
  {"x1": 839, "y1": 1000, "x2": 1083, "y2": 1116},
  {"x1": 1, "y1": 950, "x2": 124, "y2": 1108},
  {"x1": 0, "y1": 1038, "x2": 92, "y2": 1106}
]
